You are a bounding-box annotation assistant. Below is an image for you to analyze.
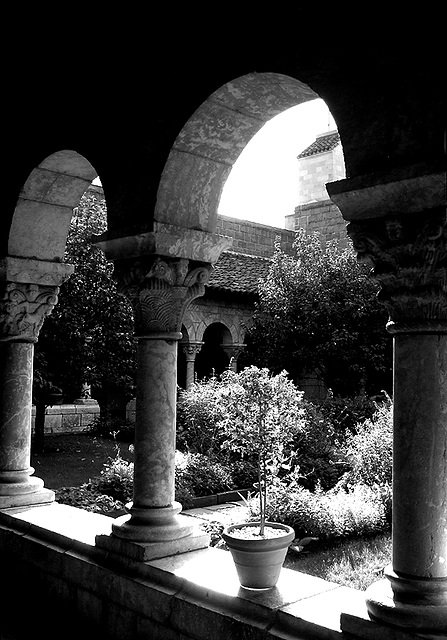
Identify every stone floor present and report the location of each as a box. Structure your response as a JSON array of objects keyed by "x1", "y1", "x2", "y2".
[{"x1": 182, "y1": 500, "x2": 249, "y2": 527}]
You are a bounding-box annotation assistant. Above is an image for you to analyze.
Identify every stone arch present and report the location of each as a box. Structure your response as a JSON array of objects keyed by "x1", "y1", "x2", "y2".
[
  {"x1": 155, "y1": 72, "x2": 318, "y2": 235},
  {"x1": 8, "y1": 150, "x2": 99, "y2": 261},
  {"x1": 195, "y1": 321, "x2": 234, "y2": 380}
]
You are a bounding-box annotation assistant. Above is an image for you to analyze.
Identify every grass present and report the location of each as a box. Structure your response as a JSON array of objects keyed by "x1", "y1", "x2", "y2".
[{"x1": 284, "y1": 532, "x2": 392, "y2": 591}]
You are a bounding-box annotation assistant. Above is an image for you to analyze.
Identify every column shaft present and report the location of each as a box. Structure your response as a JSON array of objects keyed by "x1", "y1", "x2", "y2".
[
  {"x1": 0, "y1": 341, "x2": 50, "y2": 505},
  {"x1": 133, "y1": 337, "x2": 177, "y2": 508},
  {"x1": 393, "y1": 333, "x2": 447, "y2": 580},
  {"x1": 0, "y1": 342, "x2": 33, "y2": 475}
]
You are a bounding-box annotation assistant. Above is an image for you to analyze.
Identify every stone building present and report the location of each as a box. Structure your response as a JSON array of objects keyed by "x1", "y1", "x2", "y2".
[
  {"x1": 1, "y1": 20, "x2": 445, "y2": 640},
  {"x1": 180, "y1": 215, "x2": 294, "y2": 386},
  {"x1": 285, "y1": 129, "x2": 348, "y2": 246}
]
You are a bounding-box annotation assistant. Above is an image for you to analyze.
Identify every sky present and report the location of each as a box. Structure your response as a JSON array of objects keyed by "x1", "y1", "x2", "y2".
[{"x1": 218, "y1": 99, "x2": 336, "y2": 229}]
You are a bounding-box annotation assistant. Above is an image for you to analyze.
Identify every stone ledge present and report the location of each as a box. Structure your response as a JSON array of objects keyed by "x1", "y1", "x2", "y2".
[{"x1": 0, "y1": 504, "x2": 430, "y2": 639}]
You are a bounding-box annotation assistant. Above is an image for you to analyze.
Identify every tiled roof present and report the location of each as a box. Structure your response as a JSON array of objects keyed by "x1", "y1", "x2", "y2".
[
  {"x1": 297, "y1": 131, "x2": 340, "y2": 158},
  {"x1": 208, "y1": 251, "x2": 271, "y2": 295}
]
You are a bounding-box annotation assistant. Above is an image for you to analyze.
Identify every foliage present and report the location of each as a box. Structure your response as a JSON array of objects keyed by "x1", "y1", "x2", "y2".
[
  {"x1": 341, "y1": 396, "x2": 393, "y2": 488},
  {"x1": 316, "y1": 393, "x2": 381, "y2": 441},
  {"x1": 338, "y1": 396, "x2": 393, "y2": 524},
  {"x1": 219, "y1": 366, "x2": 306, "y2": 534},
  {"x1": 243, "y1": 230, "x2": 392, "y2": 397},
  {"x1": 175, "y1": 450, "x2": 234, "y2": 499},
  {"x1": 177, "y1": 368, "x2": 348, "y2": 492},
  {"x1": 247, "y1": 472, "x2": 388, "y2": 541},
  {"x1": 88, "y1": 415, "x2": 135, "y2": 443},
  {"x1": 176, "y1": 377, "x2": 228, "y2": 456},
  {"x1": 55, "y1": 484, "x2": 126, "y2": 514},
  {"x1": 290, "y1": 399, "x2": 348, "y2": 490},
  {"x1": 91, "y1": 444, "x2": 135, "y2": 503},
  {"x1": 33, "y1": 190, "x2": 137, "y2": 414}
]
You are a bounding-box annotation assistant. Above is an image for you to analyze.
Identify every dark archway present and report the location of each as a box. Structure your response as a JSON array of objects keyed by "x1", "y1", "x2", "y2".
[{"x1": 194, "y1": 322, "x2": 232, "y2": 380}]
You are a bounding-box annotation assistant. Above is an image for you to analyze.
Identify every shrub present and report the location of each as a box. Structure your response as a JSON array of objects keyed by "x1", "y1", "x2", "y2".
[
  {"x1": 176, "y1": 377, "x2": 228, "y2": 456},
  {"x1": 292, "y1": 400, "x2": 348, "y2": 490},
  {"x1": 342, "y1": 397, "x2": 393, "y2": 487},
  {"x1": 246, "y1": 472, "x2": 388, "y2": 541},
  {"x1": 316, "y1": 393, "x2": 380, "y2": 442},
  {"x1": 55, "y1": 484, "x2": 126, "y2": 513},
  {"x1": 175, "y1": 452, "x2": 235, "y2": 498},
  {"x1": 92, "y1": 447, "x2": 134, "y2": 503}
]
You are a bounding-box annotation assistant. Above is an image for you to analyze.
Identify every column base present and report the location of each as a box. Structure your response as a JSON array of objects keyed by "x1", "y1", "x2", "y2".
[
  {"x1": 110, "y1": 501, "x2": 195, "y2": 541},
  {"x1": 366, "y1": 573, "x2": 447, "y2": 636},
  {"x1": 0, "y1": 483, "x2": 55, "y2": 509},
  {"x1": 96, "y1": 500, "x2": 210, "y2": 560}
]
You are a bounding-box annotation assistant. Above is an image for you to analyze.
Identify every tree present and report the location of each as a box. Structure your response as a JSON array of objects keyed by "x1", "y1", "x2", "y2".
[
  {"x1": 33, "y1": 190, "x2": 137, "y2": 423},
  {"x1": 243, "y1": 230, "x2": 392, "y2": 397},
  {"x1": 219, "y1": 366, "x2": 305, "y2": 535}
]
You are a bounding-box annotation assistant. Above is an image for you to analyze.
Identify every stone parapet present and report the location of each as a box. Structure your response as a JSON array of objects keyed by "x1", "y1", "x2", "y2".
[
  {"x1": 0, "y1": 504, "x2": 425, "y2": 640},
  {"x1": 31, "y1": 403, "x2": 100, "y2": 434}
]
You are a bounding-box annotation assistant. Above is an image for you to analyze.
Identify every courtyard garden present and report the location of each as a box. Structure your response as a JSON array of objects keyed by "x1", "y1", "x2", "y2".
[{"x1": 42, "y1": 365, "x2": 393, "y2": 592}]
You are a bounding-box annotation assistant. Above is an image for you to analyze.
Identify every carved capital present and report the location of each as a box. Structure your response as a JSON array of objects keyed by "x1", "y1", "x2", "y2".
[
  {"x1": 114, "y1": 257, "x2": 211, "y2": 336},
  {"x1": 182, "y1": 342, "x2": 204, "y2": 361},
  {"x1": 347, "y1": 209, "x2": 447, "y2": 333},
  {"x1": 0, "y1": 282, "x2": 60, "y2": 342}
]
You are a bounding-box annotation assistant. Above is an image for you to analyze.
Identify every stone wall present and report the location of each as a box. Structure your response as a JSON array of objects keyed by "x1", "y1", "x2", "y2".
[
  {"x1": 31, "y1": 403, "x2": 100, "y2": 435},
  {"x1": 296, "y1": 144, "x2": 345, "y2": 206},
  {"x1": 215, "y1": 215, "x2": 294, "y2": 257},
  {"x1": 285, "y1": 200, "x2": 350, "y2": 248}
]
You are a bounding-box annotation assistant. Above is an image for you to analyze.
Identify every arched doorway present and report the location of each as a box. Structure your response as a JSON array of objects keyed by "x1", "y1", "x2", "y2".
[{"x1": 194, "y1": 322, "x2": 232, "y2": 380}]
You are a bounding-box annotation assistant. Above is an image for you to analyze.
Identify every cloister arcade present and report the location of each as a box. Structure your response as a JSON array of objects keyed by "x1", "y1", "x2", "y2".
[{"x1": 1, "y1": 27, "x2": 445, "y2": 639}]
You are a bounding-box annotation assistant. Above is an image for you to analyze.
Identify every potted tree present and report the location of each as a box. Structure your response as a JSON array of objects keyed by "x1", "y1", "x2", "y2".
[{"x1": 219, "y1": 365, "x2": 306, "y2": 589}]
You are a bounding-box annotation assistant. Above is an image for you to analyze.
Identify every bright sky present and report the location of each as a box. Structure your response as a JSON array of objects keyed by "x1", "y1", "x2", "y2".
[{"x1": 218, "y1": 99, "x2": 335, "y2": 229}]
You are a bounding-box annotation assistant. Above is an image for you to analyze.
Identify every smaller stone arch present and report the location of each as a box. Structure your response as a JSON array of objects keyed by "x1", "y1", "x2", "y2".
[
  {"x1": 9, "y1": 150, "x2": 98, "y2": 262},
  {"x1": 195, "y1": 321, "x2": 235, "y2": 380}
]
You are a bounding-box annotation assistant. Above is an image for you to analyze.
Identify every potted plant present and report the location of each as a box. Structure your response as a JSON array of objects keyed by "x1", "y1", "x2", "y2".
[{"x1": 219, "y1": 365, "x2": 305, "y2": 589}]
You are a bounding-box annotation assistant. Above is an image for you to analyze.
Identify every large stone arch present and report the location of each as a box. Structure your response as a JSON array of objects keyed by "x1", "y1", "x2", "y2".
[{"x1": 155, "y1": 72, "x2": 319, "y2": 234}]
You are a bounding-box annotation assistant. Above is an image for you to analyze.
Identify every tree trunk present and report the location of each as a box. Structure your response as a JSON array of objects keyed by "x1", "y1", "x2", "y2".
[{"x1": 33, "y1": 402, "x2": 46, "y2": 453}]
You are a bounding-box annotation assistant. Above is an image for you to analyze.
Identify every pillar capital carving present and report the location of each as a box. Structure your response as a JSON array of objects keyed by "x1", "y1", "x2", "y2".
[
  {"x1": 182, "y1": 342, "x2": 204, "y2": 361},
  {"x1": 114, "y1": 256, "x2": 211, "y2": 336},
  {"x1": 347, "y1": 208, "x2": 447, "y2": 333},
  {"x1": 0, "y1": 256, "x2": 74, "y2": 343},
  {"x1": 0, "y1": 282, "x2": 59, "y2": 342}
]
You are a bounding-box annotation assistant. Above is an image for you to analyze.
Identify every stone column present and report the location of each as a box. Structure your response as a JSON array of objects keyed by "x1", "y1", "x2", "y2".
[
  {"x1": 0, "y1": 258, "x2": 73, "y2": 508},
  {"x1": 101, "y1": 257, "x2": 212, "y2": 555},
  {"x1": 182, "y1": 342, "x2": 204, "y2": 389},
  {"x1": 348, "y1": 210, "x2": 447, "y2": 634},
  {"x1": 222, "y1": 344, "x2": 246, "y2": 372}
]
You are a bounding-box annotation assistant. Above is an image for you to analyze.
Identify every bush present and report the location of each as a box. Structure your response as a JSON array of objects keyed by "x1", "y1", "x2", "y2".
[
  {"x1": 247, "y1": 474, "x2": 388, "y2": 541},
  {"x1": 316, "y1": 393, "x2": 380, "y2": 442},
  {"x1": 175, "y1": 451, "x2": 235, "y2": 498},
  {"x1": 342, "y1": 397, "x2": 393, "y2": 487},
  {"x1": 176, "y1": 377, "x2": 228, "y2": 456},
  {"x1": 92, "y1": 447, "x2": 134, "y2": 503},
  {"x1": 292, "y1": 400, "x2": 348, "y2": 490},
  {"x1": 55, "y1": 484, "x2": 126, "y2": 514}
]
